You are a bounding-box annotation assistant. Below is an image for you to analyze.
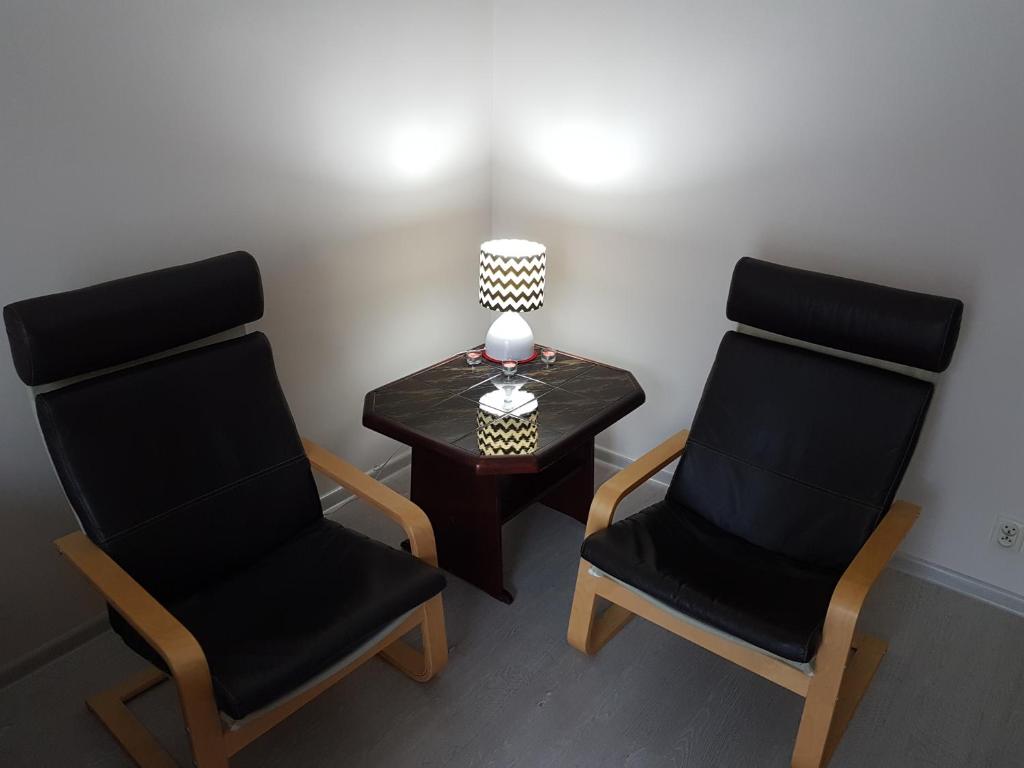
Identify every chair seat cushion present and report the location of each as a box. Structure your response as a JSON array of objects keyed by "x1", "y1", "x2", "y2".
[
  {"x1": 111, "y1": 519, "x2": 446, "y2": 719},
  {"x1": 580, "y1": 500, "x2": 842, "y2": 663}
]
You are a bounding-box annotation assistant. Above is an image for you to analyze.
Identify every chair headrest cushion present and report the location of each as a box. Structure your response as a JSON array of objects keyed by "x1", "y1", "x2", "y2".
[
  {"x1": 4, "y1": 251, "x2": 263, "y2": 385},
  {"x1": 726, "y1": 257, "x2": 963, "y2": 372}
]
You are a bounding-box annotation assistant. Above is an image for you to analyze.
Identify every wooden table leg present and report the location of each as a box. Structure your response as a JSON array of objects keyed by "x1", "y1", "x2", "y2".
[
  {"x1": 540, "y1": 439, "x2": 595, "y2": 524},
  {"x1": 410, "y1": 447, "x2": 513, "y2": 603}
]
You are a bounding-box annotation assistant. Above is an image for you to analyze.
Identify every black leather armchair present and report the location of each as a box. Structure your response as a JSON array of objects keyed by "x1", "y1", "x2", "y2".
[
  {"x1": 3, "y1": 252, "x2": 449, "y2": 768},
  {"x1": 567, "y1": 257, "x2": 963, "y2": 768}
]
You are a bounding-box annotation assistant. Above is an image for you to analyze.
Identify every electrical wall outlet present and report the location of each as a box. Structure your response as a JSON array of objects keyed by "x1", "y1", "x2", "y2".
[{"x1": 993, "y1": 517, "x2": 1023, "y2": 551}]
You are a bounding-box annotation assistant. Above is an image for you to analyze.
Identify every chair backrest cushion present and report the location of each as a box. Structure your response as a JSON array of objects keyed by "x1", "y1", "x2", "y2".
[
  {"x1": 36, "y1": 331, "x2": 323, "y2": 602},
  {"x1": 667, "y1": 331, "x2": 933, "y2": 569}
]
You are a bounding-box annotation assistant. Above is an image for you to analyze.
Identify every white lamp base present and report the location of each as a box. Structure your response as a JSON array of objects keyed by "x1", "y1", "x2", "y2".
[{"x1": 484, "y1": 311, "x2": 536, "y2": 363}]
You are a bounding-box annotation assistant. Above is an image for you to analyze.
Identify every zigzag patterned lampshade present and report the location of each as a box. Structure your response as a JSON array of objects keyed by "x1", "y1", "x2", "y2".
[{"x1": 479, "y1": 239, "x2": 546, "y2": 313}]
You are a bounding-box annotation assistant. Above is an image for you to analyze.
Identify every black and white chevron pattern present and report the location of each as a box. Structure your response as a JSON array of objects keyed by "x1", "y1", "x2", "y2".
[
  {"x1": 477, "y1": 409, "x2": 539, "y2": 456},
  {"x1": 478, "y1": 250, "x2": 546, "y2": 312}
]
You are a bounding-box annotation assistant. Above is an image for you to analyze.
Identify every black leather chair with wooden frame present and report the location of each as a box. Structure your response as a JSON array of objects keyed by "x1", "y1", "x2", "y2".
[
  {"x1": 567, "y1": 257, "x2": 963, "y2": 768},
  {"x1": 3, "y1": 252, "x2": 449, "y2": 768}
]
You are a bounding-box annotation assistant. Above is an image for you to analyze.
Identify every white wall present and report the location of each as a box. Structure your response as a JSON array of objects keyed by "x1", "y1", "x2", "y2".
[
  {"x1": 0, "y1": 0, "x2": 492, "y2": 672},
  {"x1": 4, "y1": 0, "x2": 1024, "y2": 677},
  {"x1": 492, "y1": 2, "x2": 1024, "y2": 594}
]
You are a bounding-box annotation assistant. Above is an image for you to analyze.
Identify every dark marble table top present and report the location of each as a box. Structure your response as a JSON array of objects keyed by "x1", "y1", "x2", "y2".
[{"x1": 362, "y1": 346, "x2": 645, "y2": 473}]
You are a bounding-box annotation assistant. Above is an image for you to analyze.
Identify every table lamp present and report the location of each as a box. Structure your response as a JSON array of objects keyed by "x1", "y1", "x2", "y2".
[{"x1": 478, "y1": 238, "x2": 546, "y2": 363}]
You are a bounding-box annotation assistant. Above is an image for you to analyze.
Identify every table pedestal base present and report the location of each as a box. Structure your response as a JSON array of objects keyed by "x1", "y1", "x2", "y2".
[{"x1": 409, "y1": 440, "x2": 595, "y2": 603}]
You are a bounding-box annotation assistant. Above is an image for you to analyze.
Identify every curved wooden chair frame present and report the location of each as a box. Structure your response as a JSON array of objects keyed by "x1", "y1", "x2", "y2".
[
  {"x1": 567, "y1": 429, "x2": 919, "y2": 768},
  {"x1": 55, "y1": 438, "x2": 448, "y2": 768}
]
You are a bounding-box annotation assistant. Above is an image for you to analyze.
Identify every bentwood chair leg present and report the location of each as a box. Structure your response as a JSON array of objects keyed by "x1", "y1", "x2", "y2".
[
  {"x1": 567, "y1": 563, "x2": 601, "y2": 654},
  {"x1": 792, "y1": 634, "x2": 888, "y2": 768},
  {"x1": 88, "y1": 665, "x2": 227, "y2": 768},
  {"x1": 567, "y1": 563, "x2": 634, "y2": 656},
  {"x1": 380, "y1": 595, "x2": 449, "y2": 682},
  {"x1": 175, "y1": 684, "x2": 230, "y2": 768},
  {"x1": 86, "y1": 667, "x2": 178, "y2": 768},
  {"x1": 420, "y1": 595, "x2": 449, "y2": 679}
]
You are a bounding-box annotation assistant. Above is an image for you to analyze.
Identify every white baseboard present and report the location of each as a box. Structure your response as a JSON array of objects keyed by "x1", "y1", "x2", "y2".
[
  {"x1": 319, "y1": 449, "x2": 412, "y2": 515},
  {"x1": 0, "y1": 615, "x2": 107, "y2": 691},
  {"x1": 593, "y1": 444, "x2": 1024, "y2": 619},
  {"x1": 888, "y1": 552, "x2": 1024, "y2": 618},
  {"x1": 595, "y1": 444, "x2": 677, "y2": 486}
]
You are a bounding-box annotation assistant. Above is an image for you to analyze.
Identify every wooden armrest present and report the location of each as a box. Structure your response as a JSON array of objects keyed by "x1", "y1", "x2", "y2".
[
  {"x1": 54, "y1": 531, "x2": 215, "y2": 692},
  {"x1": 821, "y1": 500, "x2": 920, "y2": 646},
  {"x1": 302, "y1": 438, "x2": 438, "y2": 567},
  {"x1": 584, "y1": 429, "x2": 690, "y2": 537}
]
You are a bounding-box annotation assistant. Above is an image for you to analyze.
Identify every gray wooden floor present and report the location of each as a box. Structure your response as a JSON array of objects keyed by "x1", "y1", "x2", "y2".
[{"x1": 2, "y1": 463, "x2": 1023, "y2": 767}]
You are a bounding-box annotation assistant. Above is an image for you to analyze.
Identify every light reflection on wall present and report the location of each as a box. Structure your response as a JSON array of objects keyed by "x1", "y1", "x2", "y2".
[
  {"x1": 389, "y1": 121, "x2": 459, "y2": 181},
  {"x1": 538, "y1": 120, "x2": 640, "y2": 187},
  {"x1": 309, "y1": 103, "x2": 477, "y2": 190}
]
